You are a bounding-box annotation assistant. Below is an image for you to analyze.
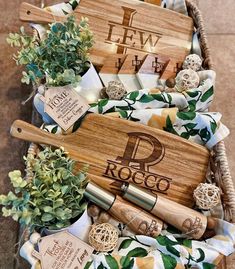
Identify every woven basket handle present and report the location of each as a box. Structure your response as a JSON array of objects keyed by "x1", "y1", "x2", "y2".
[
  {"x1": 19, "y1": 2, "x2": 65, "y2": 23},
  {"x1": 11, "y1": 120, "x2": 65, "y2": 148}
]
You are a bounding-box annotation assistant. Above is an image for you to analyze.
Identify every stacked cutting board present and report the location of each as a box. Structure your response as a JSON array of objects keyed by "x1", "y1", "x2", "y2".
[{"x1": 11, "y1": 114, "x2": 209, "y2": 207}]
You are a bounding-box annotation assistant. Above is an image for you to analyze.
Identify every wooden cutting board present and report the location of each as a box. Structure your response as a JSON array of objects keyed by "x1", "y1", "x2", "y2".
[
  {"x1": 11, "y1": 114, "x2": 209, "y2": 207},
  {"x1": 19, "y1": 0, "x2": 193, "y2": 65}
]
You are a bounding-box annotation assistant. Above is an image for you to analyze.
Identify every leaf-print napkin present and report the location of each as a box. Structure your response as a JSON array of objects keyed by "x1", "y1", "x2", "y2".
[
  {"x1": 106, "y1": 108, "x2": 229, "y2": 149},
  {"x1": 84, "y1": 219, "x2": 235, "y2": 269}
]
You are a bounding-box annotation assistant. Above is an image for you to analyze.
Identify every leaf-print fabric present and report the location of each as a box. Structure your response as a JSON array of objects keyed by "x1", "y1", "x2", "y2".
[
  {"x1": 44, "y1": 71, "x2": 228, "y2": 149},
  {"x1": 84, "y1": 219, "x2": 235, "y2": 269},
  {"x1": 106, "y1": 108, "x2": 229, "y2": 149}
]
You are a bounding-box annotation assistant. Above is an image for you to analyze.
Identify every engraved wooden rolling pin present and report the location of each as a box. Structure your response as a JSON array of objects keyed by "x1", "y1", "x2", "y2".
[
  {"x1": 84, "y1": 182, "x2": 163, "y2": 237},
  {"x1": 121, "y1": 183, "x2": 213, "y2": 239}
]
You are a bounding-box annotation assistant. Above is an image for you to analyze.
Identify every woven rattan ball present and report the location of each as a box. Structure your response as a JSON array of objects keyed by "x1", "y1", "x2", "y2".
[
  {"x1": 175, "y1": 69, "x2": 200, "y2": 92},
  {"x1": 193, "y1": 183, "x2": 221, "y2": 210},
  {"x1": 183, "y1": 54, "x2": 202, "y2": 71},
  {"x1": 106, "y1": 81, "x2": 126, "y2": 100},
  {"x1": 89, "y1": 223, "x2": 119, "y2": 252}
]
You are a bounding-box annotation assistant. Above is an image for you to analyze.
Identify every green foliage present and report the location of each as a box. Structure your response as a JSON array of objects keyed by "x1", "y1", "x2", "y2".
[
  {"x1": 0, "y1": 147, "x2": 88, "y2": 230},
  {"x1": 7, "y1": 16, "x2": 94, "y2": 87}
]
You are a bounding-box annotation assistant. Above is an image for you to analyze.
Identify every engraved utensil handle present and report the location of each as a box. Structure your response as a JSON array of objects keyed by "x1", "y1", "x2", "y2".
[
  {"x1": 20, "y1": 2, "x2": 65, "y2": 23},
  {"x1": 11, "y1": 120, "x2": 65, "y2": 148}
]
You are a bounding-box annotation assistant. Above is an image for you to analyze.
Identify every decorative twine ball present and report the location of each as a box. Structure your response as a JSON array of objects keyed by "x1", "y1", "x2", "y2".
[
  {"x1": 106, "y1": 81, "x2": 126, "y2": 100},
  {"x1": 193, "y1": 183, "x2": 221, "y2": 210},
  {"x1": 183, "y1": 54, "x2": 202, "y2": 72},
  {"x1": 89, "y1": 223, "x2": 119, "y2": 252},
  {"x1": 175, "y1": 69, "x2": 200, "y2": 92}
]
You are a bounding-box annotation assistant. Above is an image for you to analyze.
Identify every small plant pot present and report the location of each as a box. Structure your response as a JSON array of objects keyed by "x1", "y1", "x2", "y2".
[
  {"x1": 75, "y1": 63, "x2": 103, "y2": 103},
  {"x1": 33, "y1": 92, "x2": 55, "y2": 124},
  {"x1": 44, "y1": 209, "x2": 92, "y2": 242},
  {"x1": 33, "y1": 63, "x2": 102, "y2": 124}
]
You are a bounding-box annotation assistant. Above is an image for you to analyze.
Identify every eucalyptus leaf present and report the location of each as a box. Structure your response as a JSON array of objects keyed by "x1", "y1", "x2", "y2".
[
  {"x1": 41, "y1": 213, "x2": 54, "y2": 222},
  {"x1": 43, "y1": 206, "x2": 53, "y2": 213}
]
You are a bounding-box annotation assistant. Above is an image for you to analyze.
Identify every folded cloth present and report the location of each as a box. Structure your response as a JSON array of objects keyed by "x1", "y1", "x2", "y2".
[
  {"x1": 73, "y1": 218, "x2": 235, "y2": 269},
  {"x1": 161, "y1": 0, "x2": 188, "y2": 15},
  {"x1": 89, "y1": 71, "x2": 215, "y2": 114},
  {"x1": 107, "y1": 108, "x2": 229, "y2": 149},
  {"x1": 20, "y1": 219, "x2": 235, "y2": 269},
  {"x1": 41, "y1": 71, "x2": 228, "y2": 149},
  {"x1": 85, "y1": 219, "x2": 235, "y2": 269}
]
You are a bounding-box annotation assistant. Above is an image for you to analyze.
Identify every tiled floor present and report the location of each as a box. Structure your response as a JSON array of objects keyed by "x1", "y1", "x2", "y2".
[{"x1": 0, "y1": 1, "x2": 234, "y2": 269}]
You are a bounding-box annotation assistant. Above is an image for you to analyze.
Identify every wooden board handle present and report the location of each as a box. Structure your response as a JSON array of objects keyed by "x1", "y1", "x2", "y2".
[
  {"x1": 19, "y1": 2, "x2": 64, "y2": 23},
  {"x1": 11, "y1": 120, "x2": 64, "y2": 148}
]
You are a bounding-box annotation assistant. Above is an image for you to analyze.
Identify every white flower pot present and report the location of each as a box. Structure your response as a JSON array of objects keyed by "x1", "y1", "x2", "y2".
[
  {"x1": 74, "y1": 63, "x2": 103, "y2": 103},
  {"x1": 33, "y1": 63, "x2": 102, "y2": 124},
  {"x1": 44, "y1": 209, "x2": 92, "y2": 243}
]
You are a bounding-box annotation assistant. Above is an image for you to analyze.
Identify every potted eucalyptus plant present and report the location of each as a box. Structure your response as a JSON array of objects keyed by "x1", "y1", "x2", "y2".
[
  {"x1": 7, "y1": 16, "x2": 103, "y2": 124},
  {"x1": 0, "y1": 147, "x2": 91, "y2": 241}
]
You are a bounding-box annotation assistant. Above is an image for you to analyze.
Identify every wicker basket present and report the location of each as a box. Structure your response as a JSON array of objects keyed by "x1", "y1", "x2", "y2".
[
  {"x1": 186, "y1": 0, "x2": 235, "y2": 224},
  {"x1": 23, "y1": 1, "x2": 235, "y2": 268}
]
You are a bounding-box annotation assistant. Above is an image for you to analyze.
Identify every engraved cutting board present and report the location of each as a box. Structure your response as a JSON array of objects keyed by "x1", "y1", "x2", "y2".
[
  {"x1": 11, "y1": 114, "x2": 209, "y2": 207},
  {"x1": 19, "y1": 0, "x2": 193, "y2": 65}
]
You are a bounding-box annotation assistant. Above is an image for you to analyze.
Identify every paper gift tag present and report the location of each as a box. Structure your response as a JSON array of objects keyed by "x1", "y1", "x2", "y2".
[
  {"x1": 99, "y1": 54, "x2": 127, "y2": 87},
  {"x1": 118, "y1": 54, "x2": 145, "y2": 92},
  {"x1": 43, "y1": 86, "x2": 90, "y2": 131},
  {"x1": 136, "y1": 54, "x2": 170, "y2": 89},
  {"x1": 33, "y1": 231, "x2": 94, "y2": 269}
]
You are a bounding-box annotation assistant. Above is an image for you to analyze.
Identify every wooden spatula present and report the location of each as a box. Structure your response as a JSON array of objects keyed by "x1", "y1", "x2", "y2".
[
  {"x1": 11, "y1": 114, "x2": 209, "y2": 207},
  {"x1": 19, "y1": 0, "x2": 193, "y2": 65}
]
